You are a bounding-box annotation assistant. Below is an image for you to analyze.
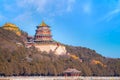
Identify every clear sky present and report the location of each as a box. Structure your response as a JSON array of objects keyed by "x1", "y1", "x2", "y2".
[{"x1": 0, "y1": 0, "x2": 120, "y2": 58}]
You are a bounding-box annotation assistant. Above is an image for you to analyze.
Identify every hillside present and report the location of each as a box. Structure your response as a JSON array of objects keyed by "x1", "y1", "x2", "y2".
[{"x1": 0, "y1": 27, "x2": 120, "y2": 76}]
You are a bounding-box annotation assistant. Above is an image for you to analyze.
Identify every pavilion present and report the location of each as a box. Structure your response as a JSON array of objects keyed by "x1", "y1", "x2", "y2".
[{"x1": 63, "y1": 68, "x2": 81, "y2": 76}]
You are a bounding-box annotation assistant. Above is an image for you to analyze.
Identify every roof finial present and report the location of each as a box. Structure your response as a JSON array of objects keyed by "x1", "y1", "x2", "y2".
[{"x1": 39, "y1": 20, "x2": 48, "y2": 26}]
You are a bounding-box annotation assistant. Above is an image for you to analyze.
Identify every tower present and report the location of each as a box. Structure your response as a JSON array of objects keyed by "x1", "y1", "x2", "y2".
[
  {"x1": 27, "y1": 21, "x2": 67, "y2": 55},
  {"x1": 34, "y1": 21, "x2": 53, "y2": 43}
]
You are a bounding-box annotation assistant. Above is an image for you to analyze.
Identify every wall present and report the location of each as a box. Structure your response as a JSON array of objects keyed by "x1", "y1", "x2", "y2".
[{"x1": 34, "y1": 44, "x2": 67, "y2": 55}]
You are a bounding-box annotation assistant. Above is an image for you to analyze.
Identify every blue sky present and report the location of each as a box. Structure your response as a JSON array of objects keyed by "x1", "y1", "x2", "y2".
[{"x1": 0, "y1": 0, "x2": 120, "y2": 58}]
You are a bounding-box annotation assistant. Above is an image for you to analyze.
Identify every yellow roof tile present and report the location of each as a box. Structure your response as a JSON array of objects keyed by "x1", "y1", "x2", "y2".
[
  {"x1": 3, "y1": 23, "x2": 17, "y2": 28},
  {"x1": 39, "y1": 21, "x2": 48, "y2": 27}
]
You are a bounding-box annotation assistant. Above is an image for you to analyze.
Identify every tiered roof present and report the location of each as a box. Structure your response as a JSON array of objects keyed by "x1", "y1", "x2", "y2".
[
  {"x1": 3, "y1": 23, "x2": 18, "y2": 28},
  {"x1": 34, "y1": 21, "x2": 53, "y2": 43},
  {"x1": 2, "y1": 23, "x2": 21, "y2": 36},
  {"x1": 63, "y1": 68, "x2": 81, "y2": 73}
]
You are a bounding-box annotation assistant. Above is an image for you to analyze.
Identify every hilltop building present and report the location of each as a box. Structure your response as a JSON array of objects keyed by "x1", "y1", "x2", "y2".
[
  {"x1": 2, "y1": 23, "x2": 21, "y2": 36},
  {"x1": 34, "y1": 21, "x2": 53, "y2": 43},
  {"x1": 63, "y1": 68, "x2": 81, "y2": 76},
  {"x1": 27, "y1": 21, "x2": 67, "y2": 55}
]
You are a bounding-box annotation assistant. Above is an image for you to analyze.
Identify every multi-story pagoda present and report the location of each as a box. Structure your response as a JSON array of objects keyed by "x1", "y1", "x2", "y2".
[
  {"x1": 34, "y1": 21, "x2": 53, "y2": 43},
  {"x1": 26, "y1": 21, "x2": 67, "y2": 55}
]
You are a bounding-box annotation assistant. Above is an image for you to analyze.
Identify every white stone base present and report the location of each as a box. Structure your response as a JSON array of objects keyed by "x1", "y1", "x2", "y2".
[{"x1": 34, "y1": 43, "x2": 67, "y2": 55}]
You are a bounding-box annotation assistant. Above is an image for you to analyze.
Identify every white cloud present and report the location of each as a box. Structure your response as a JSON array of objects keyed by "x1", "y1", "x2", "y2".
[
  {"x1": 101, "y1": 0, "x2": 120, "y2": 22},
  {"x1": 18, "y1": 0, "x2": 48, "y2": 13},
  {"x1": 105, "y1": 9, "x2": 120, "y2": 21},
  {"x1": 35, "y1": 0, "x2": 49, "y2": 13},
  {"x1": 14, "y1": 0, "x2": 76, "y2": 25},
  {"x1": 0, "y1": 0, "x2": 76, "y2": 26},
  {"x1": 13, "y1": 12, "x2": 32, "y2": 23},
  {"x1": 82, "y1": 3, "x2": 92, "y2": 15},
  {"x1": 17, "y1": 0, "x2": 76, "y2": 15},
  {"x1": 67, "y1": 0, "x2": 76, "y2": 12}
]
